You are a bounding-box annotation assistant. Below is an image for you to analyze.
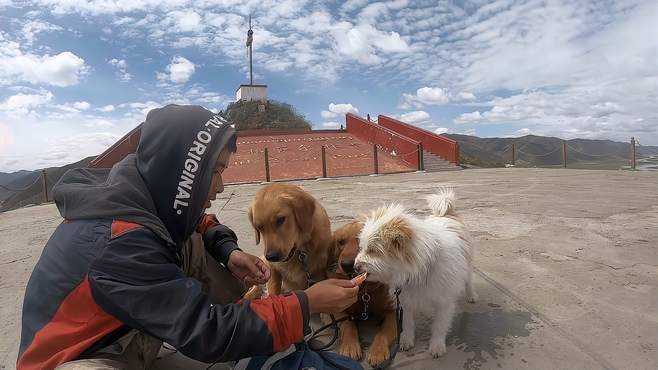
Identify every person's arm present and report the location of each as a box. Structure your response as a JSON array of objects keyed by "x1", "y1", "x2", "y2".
[
  {"x1": 198, "y1": 214, "x2": 240, "y2": 266},
  {"x1": 88, "y1": 227, "x2": 308, "y2": 363}
]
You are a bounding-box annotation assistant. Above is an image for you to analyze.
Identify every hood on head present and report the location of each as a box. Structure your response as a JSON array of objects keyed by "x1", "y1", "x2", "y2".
[
  {"x1": 53, "y1": 104, "x2": 236, "y2": 246},
  {"x1": 136, "y1": 104, "x2": 236, "y2": 244}
]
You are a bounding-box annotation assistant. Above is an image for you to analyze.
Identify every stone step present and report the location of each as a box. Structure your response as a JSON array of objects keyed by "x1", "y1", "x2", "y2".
[{"x1": 422, "y1": 150, "x2": 461, "y2": 171}]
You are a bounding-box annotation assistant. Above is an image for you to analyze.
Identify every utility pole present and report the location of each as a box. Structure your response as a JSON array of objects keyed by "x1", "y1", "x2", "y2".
[
  {"x1": 511, "y1": 143, "x2": 516, "y2": 166},
  {"x1": 630, "y1": 137, "x2": 636, "y2": 170},
  {"x1": 42, "y1": 169, "x2": 48, "y2": 203},
  {"x1": 246, "y1": 15, "x2": 254, "y2": 85},
  {"x1": 562, "y1": 142, "x2": 567, "y2": 168}
]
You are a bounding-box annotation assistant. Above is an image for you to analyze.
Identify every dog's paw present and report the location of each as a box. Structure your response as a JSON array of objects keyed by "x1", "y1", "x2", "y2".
[
  {"x1": 399, "y1": 332, "x2": 415, "y2": 351},
  {"x1": 429, "y1": 340, "x2": 447, "y2": 358},
  {"x1": 339, "y1": 340, "x2": 362, "y2": 360},
  {"x1": 466, "y1": 292, "x2": 478, "y2": 304},
  {"x1": 367, "y1": 341, "x2": 390, "y2": 367}
]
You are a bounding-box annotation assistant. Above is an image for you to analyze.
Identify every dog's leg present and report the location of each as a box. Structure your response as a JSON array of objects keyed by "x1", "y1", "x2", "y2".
[
  {"x1": 465, "y1": 269, "x2": 478, "y2": 303},
  {"x1": 367, "y1": 311, "x2": 396, "y2": 366},
  {"x1": 266, "y1": 269, "x2": 282, "y2": 296},
  {"x1": 429, "y1": 300, "x2": 456, "y2": 358},
  {"x1": 338, "y1": 320, "x2": 362, "y2": 360},
  {"x1": 243, "y1": 284, "x2": 265, "y2": 300},
  {"x1": 399, "y1": 308, "x2": 415, "y2": 351}
]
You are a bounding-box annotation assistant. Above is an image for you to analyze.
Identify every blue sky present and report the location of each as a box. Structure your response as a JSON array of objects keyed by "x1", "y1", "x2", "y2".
[{"x1": 0, "y1": 0, "x2": 656, "y2": 172}]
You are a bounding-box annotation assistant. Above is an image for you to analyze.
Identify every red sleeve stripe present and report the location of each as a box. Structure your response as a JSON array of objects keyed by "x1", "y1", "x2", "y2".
[
  {"x1": 198, "y1": 214, "x2": 220, "y2": 234},
  {"x1": 110, "y1": 220, "x2": 143, "y2": 239},
  {"x1": 249, "y1": 294, "x2": 304, "y2": 352},
  {"x1": 17, "y1": 276, "x2": 123, "y2": 370}
]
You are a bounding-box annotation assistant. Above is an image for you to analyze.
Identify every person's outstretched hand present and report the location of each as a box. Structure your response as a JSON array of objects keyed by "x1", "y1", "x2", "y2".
[
  {"x1": 305, "y1": 279, "x2": 359, "y2": 314},
  {"x1": 227, "y1": 250, "x2": 270, "y2": 286}
]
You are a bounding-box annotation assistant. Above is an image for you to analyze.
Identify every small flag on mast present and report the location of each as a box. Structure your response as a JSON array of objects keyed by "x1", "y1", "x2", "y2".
[{"x1": 246, "y1": 15, "x2": 253, "y2": 47}]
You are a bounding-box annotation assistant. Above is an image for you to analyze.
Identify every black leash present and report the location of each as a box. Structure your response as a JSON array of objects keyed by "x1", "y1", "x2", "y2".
[
  {"x1": 371, "y1": 288, "x2": 403, "y2": 370},
  {"x1": 306, "y1": 287, "x2": 403, "y2": 370}
]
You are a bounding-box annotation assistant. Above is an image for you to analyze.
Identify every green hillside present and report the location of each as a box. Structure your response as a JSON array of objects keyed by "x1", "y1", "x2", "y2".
[{"x1": 222, "y1": 100, "x2": 312, "y2": 131}]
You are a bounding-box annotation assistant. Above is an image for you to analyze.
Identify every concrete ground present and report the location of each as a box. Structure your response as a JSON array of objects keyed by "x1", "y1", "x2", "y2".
[{"x1": 1, "y1": 168, "x2": 656, "y2": 370}]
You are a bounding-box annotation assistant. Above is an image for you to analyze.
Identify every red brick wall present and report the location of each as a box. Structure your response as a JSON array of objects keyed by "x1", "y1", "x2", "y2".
[
  {"x1": 378, "y1": 115, "x2": 460, "y2": 165},
  {"x1": 345, "y1": 113, "x2": 420, "y2": 169}
]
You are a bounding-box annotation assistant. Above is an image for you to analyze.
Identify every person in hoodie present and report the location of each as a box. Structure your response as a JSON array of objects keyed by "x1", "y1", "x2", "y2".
[{"x1": 17, "y1": 104, "x2": 358, "y2": 370}]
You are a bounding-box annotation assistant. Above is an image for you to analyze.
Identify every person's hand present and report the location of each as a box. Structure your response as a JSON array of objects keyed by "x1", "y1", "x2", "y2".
[
  {"x1": 305, "y1": 279, "x2": 359, "y2": 314},
  {"x1": 227, "y1": 250, "x2": 270, "y2": 286}
]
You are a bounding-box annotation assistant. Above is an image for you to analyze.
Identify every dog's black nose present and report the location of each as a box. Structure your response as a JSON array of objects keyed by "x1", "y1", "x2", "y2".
[
  {"x1": 265, "y1": 250, "x2": 282, "y2": 262},
  {"x1": 340, "y1": 259, "x2": 355, "y2": 274}
]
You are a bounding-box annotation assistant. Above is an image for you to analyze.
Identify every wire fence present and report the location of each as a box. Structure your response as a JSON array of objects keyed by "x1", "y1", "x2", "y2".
[
  {"x1": 0, "y1": 173, "x2": 42, "y2": 192},
  {"x1": 0, "y1": 170, "x2": 52, "y2": 212},
  {"x1": 461, "y1": 138, "x2": 641, "y2": 170}
]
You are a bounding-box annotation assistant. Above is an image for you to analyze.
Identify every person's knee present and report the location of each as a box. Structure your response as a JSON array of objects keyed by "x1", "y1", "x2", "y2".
[{"x1": 55, "y1": 358, "x2": 126, "y2": 370}]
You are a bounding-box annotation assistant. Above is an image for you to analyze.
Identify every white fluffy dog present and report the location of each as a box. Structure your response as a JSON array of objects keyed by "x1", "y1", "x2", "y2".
[{"x1": 353, "y1": 188, "x2": 477, "y2": 358}]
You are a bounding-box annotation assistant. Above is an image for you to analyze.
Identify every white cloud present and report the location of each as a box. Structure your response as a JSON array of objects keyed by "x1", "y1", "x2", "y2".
[
  {"x1": 168, "y1": 10, "x2": 203, "y2": 33},
  {"x1": 400, "y1": 87, "x2": 478, "y2": 108},
  {"x1": 0, "y1": 34, "x2": 87, "y2": 87},
  {"x1": 457, "y1": 92, "x2": 476, "y2": 101},
  {"x1": 397, "y1": 110, "x2": 431, "y2": 125},
  {"x1": 0, "y1": 90, "x2": 53, "y2": 117},
  {"x1": 434, "y1": 127, "x2": 449, "y2": 134},
  {"x1": 453, "y1": 86, "x2": 657, "y2": 142},
  {"x1": 321, "y1": 103, "x2": 359, "y2": 119},
  {"x1": 3, "y1": 0, "x2": 656, "y2": 148},
  {"x1": 98, "y1": 104, "x2": 115, "y2": 112},
  {"x1": 416, "y1": 87, "x2": 450, "y2": 105},
  {"x1": 331, "y1": 23, "x2": 410, "y2": 65},
  {"x1": 38, "y1": 132, "x2": 122, "y2": 167},
  {"x1": 119, "y1": 101, "x2": 162, "y2": 118},
  {"x1": 164, "y1": 56, "x2": 195, "y2": 84},
  {"x1": 21, "y1": 20, "x2": 63, "y2": 45},
  {"x1": 108, "y1": 58, "x2": 131, "y2": 82},
  {"x1": 50, "y1": 101, "x2": 92, "y2": 114},
  {"x1": 454, "y1": 111, "x2": 483, "y2": 124},
  {"x1": 81, "y1": 119, "x2": 114, "y2": 128},
  {"x1": 321, "y1": 121, "x2": 342, "y2": 128},
  {"x1": 72, "y1": 101, "x2": 90, "y2": 110}
]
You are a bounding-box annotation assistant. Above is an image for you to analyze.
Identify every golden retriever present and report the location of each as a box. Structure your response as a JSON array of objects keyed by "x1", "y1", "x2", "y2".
[
  {"x1": 247, "y1": 184, "x2": 333, "y2": 296},
  {"x1": 330, "y1": 221, "x2": 397, "y2": 367}
]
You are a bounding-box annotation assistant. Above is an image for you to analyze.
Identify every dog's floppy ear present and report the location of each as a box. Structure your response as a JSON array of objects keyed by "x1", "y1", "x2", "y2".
[
  {"x1": 247, "y1": 205, "x2": 260, "y2": 244},
  {"x1": 381, "y1": 216, "x2": 413, "y2": 255},
  {"x1": 281, "y1": 189, "x2": 316, "y2": 234}
]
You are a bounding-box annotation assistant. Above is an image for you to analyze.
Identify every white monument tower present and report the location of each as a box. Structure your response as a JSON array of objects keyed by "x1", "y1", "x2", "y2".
[{"x1": 236, "y1": 15, "x2": 268, "y2": 102}]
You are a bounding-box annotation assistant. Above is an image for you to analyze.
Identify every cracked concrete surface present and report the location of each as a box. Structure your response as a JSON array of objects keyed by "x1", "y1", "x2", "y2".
[{"x1": 1, "y1": 168, "x2": 656, "y2": 370}]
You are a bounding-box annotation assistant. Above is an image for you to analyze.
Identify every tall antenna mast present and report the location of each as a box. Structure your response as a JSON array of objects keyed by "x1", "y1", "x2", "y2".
[{"x1": 246, "y1": 14, "x2": 254, "y2": 85}]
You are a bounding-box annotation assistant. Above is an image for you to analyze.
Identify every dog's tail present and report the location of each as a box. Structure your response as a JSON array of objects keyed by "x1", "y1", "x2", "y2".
[{"x1": 426, "y1": 187, "x2": 456, "y2": 217}]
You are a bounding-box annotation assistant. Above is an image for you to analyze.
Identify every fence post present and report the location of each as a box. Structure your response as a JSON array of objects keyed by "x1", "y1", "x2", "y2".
[
  {"x1": 42, "y1": 169, "x2": 48, "y2": 203},
  {"x1": 417, "y1": 143, "x2": 424, "y2": 171},
  {"x1": 321, "y1": 145, "x2": 327, "y2": 178},
  {"x1": 373, "y1": 144, "x2": 379, "y2": 174},
  {"x1": 511, "y1": 143, "x2": 516, "y2": 166},
  {"x1": 264, "y1": 148, "x2": 271, "y2": 182},
  {"x1": 630, "y1": 137, "x2": 636, "y2": 170},
  {"x1": 562, "y1": 142, "x2": 567, "y2": 168}
]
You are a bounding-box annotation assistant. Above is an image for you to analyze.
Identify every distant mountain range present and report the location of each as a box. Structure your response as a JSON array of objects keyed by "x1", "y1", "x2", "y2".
[
  {"x1": 1, "y1": 134, "x2": 657, "y2": 213},
  {"x1": 0, "y1": 170, "x2": 41, "y2": 202},
  {"x1": 0, "y1": 156, "x2": 93, "y2": 212},
  {"x1": 444, "y1": 134, "x2": 658, "y2": 169}
]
